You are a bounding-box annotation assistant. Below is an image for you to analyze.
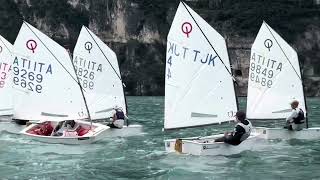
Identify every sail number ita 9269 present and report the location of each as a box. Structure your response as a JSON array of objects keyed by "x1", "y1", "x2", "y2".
[
  {"x1": 12, "y1": 57, "x2": 52, "y2": 94},
  {"x1": 13, "y1": 67, "x2": 43, "y2": 93}
]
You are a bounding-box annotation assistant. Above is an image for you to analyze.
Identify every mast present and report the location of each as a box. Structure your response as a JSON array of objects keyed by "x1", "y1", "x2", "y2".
[
  {"x1": 83, "y1": 26, "x2": 128, "y2": 122},
  {"x1": 123, "y1": 83, "x2": 129, "y2": 126},
  {"x1": 225, "y1": 38, "x2": 239, "y2": 112},
  {"x1": 68, "y1": 50, "x2": 92, "y2": 128},
  {"x1": 299, "y1": 59, "x2": 309, "y2": 128}
]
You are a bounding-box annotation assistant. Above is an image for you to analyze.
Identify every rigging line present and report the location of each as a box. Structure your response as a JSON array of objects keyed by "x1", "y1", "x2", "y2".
[
  {"x1": 84, "y1": 26, "x2": 123, "y2": 82},
  {"x1": 263, "y1": 22, "x2": 302, "y2": 81},
  {"x1": 23, "y1": 21, "x2": 83, "y2": 88},
  {"x1": 70, "y1": 56, "x2": 92, "y2": 126},
  {"x1": 225, "y1": 39, "x2": 239, "y2": 111},
  {"x1": 0, "y1": 36, "x2": 13, "y2": 55},
  {"x1": 299, "y1": 55, "x2": 309, "y2": 128},
  {"x1": 83, "y1": 26, "x2": 129, "y2": 115},
  {"x1": 181, "y1": 1, "x2": 235, "y2": 80}
]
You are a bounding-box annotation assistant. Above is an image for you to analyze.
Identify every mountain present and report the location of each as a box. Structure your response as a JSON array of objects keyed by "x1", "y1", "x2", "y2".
[{"x1": 1, "y1": 0, "x2": 320, "y2": 96}]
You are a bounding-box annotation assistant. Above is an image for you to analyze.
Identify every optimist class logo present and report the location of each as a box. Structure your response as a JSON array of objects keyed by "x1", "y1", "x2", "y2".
[
  {"x1": 26, "y1": 39, "x2": 37, "y2": 53},
  {"x1": 181, "y1": 22, "x2": 193, "y2": 38}
]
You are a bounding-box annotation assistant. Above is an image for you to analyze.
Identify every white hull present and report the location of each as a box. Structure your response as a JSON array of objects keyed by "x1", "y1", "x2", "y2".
[
  {"x1": 164, "y1": 132, "x2": 261, "y2": 156},
  {"x1": 254, "y1": 127, "x2": 320, "y2": 140},
  {"x1": 0, "y1": 120, "x2": 143, "y2": 139},
  {"x1": 20, "y1": 120, "x2": 109, "y2": 145},
  {"x1": 105, "y1": 124, "x2": 143, "y2": 137}
]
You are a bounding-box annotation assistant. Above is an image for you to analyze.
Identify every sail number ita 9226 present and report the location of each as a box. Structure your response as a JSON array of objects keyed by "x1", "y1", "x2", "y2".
[{"x1": 250, "y1": 62, "x2": 273, "y2": 88}]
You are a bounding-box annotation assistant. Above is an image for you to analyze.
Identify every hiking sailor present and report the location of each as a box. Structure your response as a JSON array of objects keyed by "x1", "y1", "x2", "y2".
[
  {"x1": 214, "y1": 111, "x2": 252, "y2": 145},
  {"x1": 107, "y1": 106, "x2": 127, "y2": 129},
  {"x1": 285, "y1": 100, "x2": 305, "y2": 131}
]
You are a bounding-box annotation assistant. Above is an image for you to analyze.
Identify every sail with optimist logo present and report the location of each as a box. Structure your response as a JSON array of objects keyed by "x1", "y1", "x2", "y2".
[
  {"x1": 12, "y1": 21, "x2": 87, "y2": 121},
  {"x1": 0, "y1": 35, "x2": 14, "y2": 116},
  {"x1": 164, "y1": 2, "x2": 238, "y2": 130},
  {"x1": 246, "y1": 22, "x2": 306, "y2": 120},
  {"x1": 72, "y1": 26, "x2": 127, "y2": 120}
]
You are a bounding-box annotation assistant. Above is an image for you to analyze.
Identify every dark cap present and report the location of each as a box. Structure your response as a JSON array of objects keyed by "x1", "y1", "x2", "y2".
[
  {"x1": 290, "y1": 100, "x2": 299, "y2": 107},
  {"x1": 236, "y1": 111, "x2": 246, "y2": 121}
]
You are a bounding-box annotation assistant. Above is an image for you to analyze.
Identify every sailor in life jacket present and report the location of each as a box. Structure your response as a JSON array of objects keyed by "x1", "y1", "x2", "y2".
[
  {"x1": 215, "y1": 111, "x2": 252, "y2": 145},
  {"x1": 108, "y1": 106, "x2": 127, "y2": 129},
  {"x1": 285, "y1": 100, "x2": 305, "y2": 131}
]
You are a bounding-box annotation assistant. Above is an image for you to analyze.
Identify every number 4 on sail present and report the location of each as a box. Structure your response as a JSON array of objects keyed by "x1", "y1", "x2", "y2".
[{"x1": 163, "y1": 2, "x2": 261, "y2": 156}]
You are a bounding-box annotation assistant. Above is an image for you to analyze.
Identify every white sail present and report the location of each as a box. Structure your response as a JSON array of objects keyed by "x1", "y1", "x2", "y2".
[
  {"x1": 12, "y1": 22, "x2": 87, "y2": 121},
  {"x1": 0, "y1": 35, "x2": 14, "y2": 115},
  {"x1": 246, "y1": 22, "x2": 306, "y2": 119},
  {"x1": 164, "y1": 2, "x2": 237, "y2": 129},
  {"x1": 73, "y1": 26, "x2": 126, "y2": 120}
]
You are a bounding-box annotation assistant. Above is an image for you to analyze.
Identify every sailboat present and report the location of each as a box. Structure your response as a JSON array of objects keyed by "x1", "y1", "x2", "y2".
[
  {"x1": 0, "y1": 35, "x2": 14, "y2": 117},
  {"x1": 72, "y1": 26, "x2": 142, "y2": 136},
  {"x1": 14, "y1": 21, "x2": 109, "y2": 144},
  {"x1": 163, "y1": 2, "x2": 260, "y2": 156},
  {"x1": 0, "y1": 35, "x2": 24, "y2": 133},
  {"x1": 247, "y1": 22, "x2": 320, "y2": 140}
]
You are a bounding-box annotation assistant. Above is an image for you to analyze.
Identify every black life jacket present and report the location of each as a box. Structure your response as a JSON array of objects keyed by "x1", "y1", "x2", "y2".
[
  {"x1": 293, "y1": 108, "x2": 305, "y2": 124},
  {"x1": 115, "y1": 110, "x2": 125, "y2": 120}
]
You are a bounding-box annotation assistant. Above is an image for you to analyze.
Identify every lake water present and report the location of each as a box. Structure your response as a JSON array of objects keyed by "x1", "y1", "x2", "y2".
[{"x1": 0, "y1": 97, "x2": 320, "y2": 179}]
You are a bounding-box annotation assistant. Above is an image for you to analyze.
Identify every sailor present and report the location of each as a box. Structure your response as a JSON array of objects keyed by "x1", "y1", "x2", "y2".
[
  {"x1": 51, "y1": 120, "x2": 79, "y2": 136},
  {"x1": 51, "y1": 121, "x2": 65, "y2": 136},
  {"x1": 214, "y1": 111, "x2": 252, "y2": 145},
  {"x1": 285, "y1": 100, "x2": 305, "y2": 131},
  {"x1": 62, "y1": 120, "x2": 79, "y2": 137},
  {"x1": 107, "y1": 106, "x2": 127, "y2": 129}
]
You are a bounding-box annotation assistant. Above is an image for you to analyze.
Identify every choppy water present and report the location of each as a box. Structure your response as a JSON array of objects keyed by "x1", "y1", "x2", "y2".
[{"x1": 0, "y1": 97, "x2": 320, "y2": 180}]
